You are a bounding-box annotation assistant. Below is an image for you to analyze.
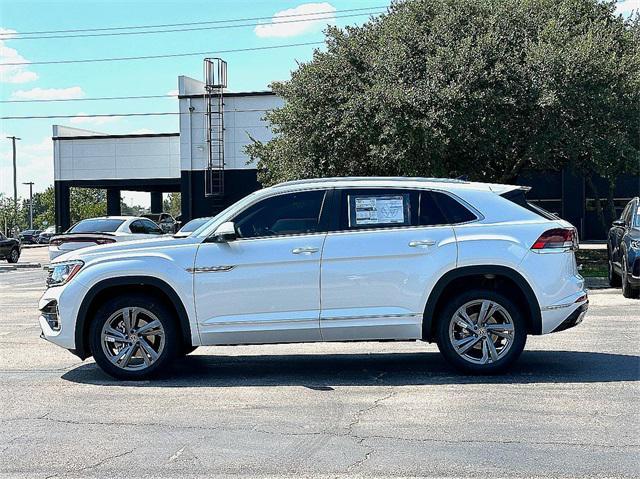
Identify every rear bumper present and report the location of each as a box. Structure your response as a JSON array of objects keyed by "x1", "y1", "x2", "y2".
[
  {"x1": 550, "y1": 302, "x2": 588, "y2": 333},
  {"x1": 540, "y1": 289, "x2": 588, "y2": 334}
]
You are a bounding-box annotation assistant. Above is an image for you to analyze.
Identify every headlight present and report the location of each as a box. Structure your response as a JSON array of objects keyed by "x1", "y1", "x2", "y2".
[
  {"x1": 46, "y1": 260, "x2": 84, "y2": 287},
  {"x1": 631, "y1": 240, "x2": 640, "y2": 250}
]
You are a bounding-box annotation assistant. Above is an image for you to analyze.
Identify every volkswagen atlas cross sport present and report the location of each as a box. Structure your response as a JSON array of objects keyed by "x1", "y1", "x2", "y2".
[{"x1": 39, "y1": 177, "x2": 588, "y2": 380}]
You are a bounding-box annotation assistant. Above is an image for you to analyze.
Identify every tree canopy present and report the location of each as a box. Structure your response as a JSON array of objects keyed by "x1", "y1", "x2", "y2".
[{"x1": 247, "y1": 0, "x2": 640, "y2": 187}]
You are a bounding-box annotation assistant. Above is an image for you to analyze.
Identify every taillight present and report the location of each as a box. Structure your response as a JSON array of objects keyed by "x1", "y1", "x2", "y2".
[
  {"x1": 531, "y1": 228, "x2": 577, "y2": 250},
  {"x1": 50, "y1": 238, "x2": 62, "y2": 246}
]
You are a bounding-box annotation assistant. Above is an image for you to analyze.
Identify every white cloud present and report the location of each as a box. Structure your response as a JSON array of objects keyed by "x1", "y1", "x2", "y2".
[
  {"x1": 10, "y1": 86, "x2": 85, "y2": 100},
  {"x1": 0, "y1": 136, "x2": 53, "y2": 197},
  {"x1": 255, "y1": 2, "x2": 336, "y2": 38},
  {"x1": 0, "y1": 27, "x2": 38, "y2": 84},
  {"x1": 616, "y1": 0, "x2": 640, "y2": 14},
  {"x1": 69, "y1": 113, "x2": 120, "y2": 126}
]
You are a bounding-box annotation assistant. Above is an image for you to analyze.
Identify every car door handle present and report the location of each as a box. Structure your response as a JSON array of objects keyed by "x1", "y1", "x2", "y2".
[
  {"x1": 408, "y1": 240, "x2": 436, "y2": 248},
  {"x1": 292, "y1": 247, "x2": 319, "y2": 255}
]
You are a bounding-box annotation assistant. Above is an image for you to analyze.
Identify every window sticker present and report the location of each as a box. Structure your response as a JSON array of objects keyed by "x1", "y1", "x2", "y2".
[{"x1": 349, "y1": 194, "x2": 410, "y2": 226}]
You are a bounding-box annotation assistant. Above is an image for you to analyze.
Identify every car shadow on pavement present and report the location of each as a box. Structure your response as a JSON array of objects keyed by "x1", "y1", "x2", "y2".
[{"x1": 61, "y1": 350, "x2": 640, "y2": 387}]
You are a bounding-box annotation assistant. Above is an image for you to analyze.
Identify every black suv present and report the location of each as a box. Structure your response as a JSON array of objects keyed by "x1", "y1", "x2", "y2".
[
  {"x1": 0, "y1": 232, "x2": 21, "y2": 263},
  {"x1": 18, "y1": 229, "x2": 42, "y2": 244},
  {"x1": 607, "y1": 197, "x2": 640, "y2": 298}
]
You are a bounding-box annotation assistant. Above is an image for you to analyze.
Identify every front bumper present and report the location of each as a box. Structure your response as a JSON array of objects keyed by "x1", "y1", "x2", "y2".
[{"x1": 38, "y1": 279, "x2": 89, "y2": 352}]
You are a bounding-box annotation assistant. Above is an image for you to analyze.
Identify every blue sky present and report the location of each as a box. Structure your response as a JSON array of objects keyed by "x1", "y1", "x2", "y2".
[
  {"x1": 0, "y1": 0, "x2": 637, "y2": 206},
  {"x1": 0, "y1": 0, "x2": 387, "y2": 204}
]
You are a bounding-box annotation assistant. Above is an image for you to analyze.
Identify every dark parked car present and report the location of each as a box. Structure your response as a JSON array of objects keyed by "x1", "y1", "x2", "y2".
[
  {"x1": 607, "y1": 197, "x2": 640, "y2": 298},
  {"x1": 36, "y1": 226, "x2": 57, "y2": 244},
  {"x1": 18, "y1": 229, "x2": 42, "y2": 244},
  {"x1": 0, "y1": 232, "x2": 21, "y2": 263},
  {"x1": 142, "y1": 213, "x2": 176, "y2": 234}
]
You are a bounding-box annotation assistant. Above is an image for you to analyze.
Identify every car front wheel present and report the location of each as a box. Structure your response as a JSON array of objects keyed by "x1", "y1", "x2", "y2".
[
  {"x1": 608, "y1": 256, "x2": 622, "y2": 288},
  {"x1": 436, "y1": 289, "x2": 527, "y2": 374},
  {"x1": 7, "y1": 248, "x2": 19, "y2": 263},
  {"x1": 89, "y1": 295, "x2": 179, "y2": 380}
]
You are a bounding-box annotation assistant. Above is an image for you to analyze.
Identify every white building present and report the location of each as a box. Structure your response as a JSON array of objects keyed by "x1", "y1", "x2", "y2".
[{"x1": 52, "y1": 74, "x2": 282, "y2": 231}]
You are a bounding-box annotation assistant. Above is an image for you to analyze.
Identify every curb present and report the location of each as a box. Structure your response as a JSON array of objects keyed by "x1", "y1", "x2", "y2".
[{"x1": 0, "y1": 262, "x2": 42, "y2": 272}]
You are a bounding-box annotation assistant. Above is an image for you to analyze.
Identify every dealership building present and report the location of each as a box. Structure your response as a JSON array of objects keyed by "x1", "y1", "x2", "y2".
[{"x1": 52, "y1": 65, "x2": 638, "y2": 240}]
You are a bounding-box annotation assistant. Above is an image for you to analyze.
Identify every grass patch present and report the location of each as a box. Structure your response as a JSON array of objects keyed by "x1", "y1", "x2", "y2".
[{"x1": 576, "y1": 249, "x2": 608, "y2": 278}]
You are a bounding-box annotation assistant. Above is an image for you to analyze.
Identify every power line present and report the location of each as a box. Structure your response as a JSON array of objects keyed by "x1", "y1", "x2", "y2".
[
  {"x1": 1, "y1": 6, "x2": 387, "y2": 37},
  {"x1": 0, "y1": 41, "x2": 324, "y2": 66},
  {"x1": 1, "y1": 9, "x2": 385, "y2": 40},
  {"x1": 1, "y1": 109, "x2": 272, "y2": 120}
]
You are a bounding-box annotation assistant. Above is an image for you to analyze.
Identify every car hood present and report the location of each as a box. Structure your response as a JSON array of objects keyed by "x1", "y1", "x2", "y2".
[{"x1": 52, "y1": 235, "x2": 201, "y2": 264}]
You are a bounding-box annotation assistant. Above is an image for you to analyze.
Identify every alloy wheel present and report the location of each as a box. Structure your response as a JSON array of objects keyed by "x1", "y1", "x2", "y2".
[
  {"x1": 10, "y1": 249, "x2": 19, "y2": 262},
  {"x1": 448, "y1": 299, "x2": 515, "y2": 365},
  {"x1": 101, "y1": 307, "x2": 165, "y2": 371}
]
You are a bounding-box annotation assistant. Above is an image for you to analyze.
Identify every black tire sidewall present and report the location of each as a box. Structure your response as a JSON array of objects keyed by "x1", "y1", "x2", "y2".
[
  {"x1": 7, "y1": 248, "x2": 19, "y2": 263},
  {"x1": 436, "y1": 289, "x2": 527, "y2": 374},
  {"x1": 89, "y1": 294, "x2": 179, "y2": 380}
]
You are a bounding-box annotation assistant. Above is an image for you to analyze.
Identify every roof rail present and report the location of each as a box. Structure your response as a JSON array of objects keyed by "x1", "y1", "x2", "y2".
[{"x1": 271, "y1": 176, "x2": 469, "y2": 188}]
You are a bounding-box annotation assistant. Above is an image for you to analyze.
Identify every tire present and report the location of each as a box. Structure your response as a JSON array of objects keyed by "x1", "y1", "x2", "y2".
[
  {"x1": 435, "y1": 289, "x2": 527, "y2": 374},
  {"x1": 7, "y1": 248, "x2": 19, "y2": 263},
  {"x1": 89, "y1": 294, "x2": 180, "y2": 380},
  {"x1": 621, "y1": 257, "x2": 640, "y2": 299},
  {"x1": 608, "y1": 256, "x2": 622, "y2": 288}
]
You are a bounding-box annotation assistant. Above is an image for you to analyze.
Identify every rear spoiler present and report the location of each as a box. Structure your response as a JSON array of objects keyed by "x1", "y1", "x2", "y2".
[{"x1": 49, "y1": 232, "x2": 117, "y2": 246}]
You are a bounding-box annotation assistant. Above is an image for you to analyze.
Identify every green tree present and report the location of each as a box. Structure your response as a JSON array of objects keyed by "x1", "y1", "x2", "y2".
[
  {"x1": 247, "y1": 0, "x2": 640, "y2": 192},
  {"x1": 163, "y1": 193, "x2": 181, "y2": 217}
]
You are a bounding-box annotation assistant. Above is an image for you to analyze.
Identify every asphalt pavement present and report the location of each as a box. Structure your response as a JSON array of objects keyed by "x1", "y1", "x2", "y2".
[{"x1": 0, "y1": 266, "x2": 638, "y2": 478}]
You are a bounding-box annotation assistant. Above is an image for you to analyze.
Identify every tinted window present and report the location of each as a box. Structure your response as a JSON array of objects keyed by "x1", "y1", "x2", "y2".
[
  {"x1": 68, "y1": 219, "x2": 124, "y2": 233},
  {"x1": 431, "y1": 192, "x2": 477, "y2": 223},
  {"x1": 130, "y1": 219, "x2": 163, "y2": 234},
  {"x1": 179, "y1": 217, "x2": 211, "y2": 233},
  {"x1": 234, "y1": 190, "x2": 326, "y2": 238}
]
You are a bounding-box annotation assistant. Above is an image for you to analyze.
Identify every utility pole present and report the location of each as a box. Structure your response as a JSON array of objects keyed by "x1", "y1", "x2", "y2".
[
  {"x1": 22, "y1": 182, "x2": 34, "y2": 229},
  {"x1": 7, "y1": 136, "x2": 21, "y2": 218}
]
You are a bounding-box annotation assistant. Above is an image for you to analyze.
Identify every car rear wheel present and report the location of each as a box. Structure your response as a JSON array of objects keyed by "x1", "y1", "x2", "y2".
[
  {"x1": 622, "y1": 258, "x2": 640, "y2": 299},
  {"x1": 90, "y1": 295, "x2": 179, "y2": 380},
  {"x1": 436, "y1": 289, "x2": 527, "y2": 374},
  {"x1": 7, "y1": 248, "x2": 19, "y2": 263}
]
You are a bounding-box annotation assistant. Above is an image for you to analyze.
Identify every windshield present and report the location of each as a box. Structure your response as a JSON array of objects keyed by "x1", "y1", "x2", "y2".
[
  {"x1": 634, "y1": 207, "x2": 640, "y2": 228},
  {"x1": 68, "y1": 219, "x2": 124, "y2": 233},
  {"x1": 179, "y1": 217, "x2": 211, "y2": 234}
]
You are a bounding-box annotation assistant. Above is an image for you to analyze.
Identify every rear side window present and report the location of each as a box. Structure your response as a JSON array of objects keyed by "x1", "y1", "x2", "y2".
[
  {"x1": 338, "y1": 189, "x2": 477, "y2": 230},
  {"x1": 500, "y1": 189, "x2": 558, "y2": 220},
  {"x1": 422, "y1": 191, "x2": 477, "y2": 225}
]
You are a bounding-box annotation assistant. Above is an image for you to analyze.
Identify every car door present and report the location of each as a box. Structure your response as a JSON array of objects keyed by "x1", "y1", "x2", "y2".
[
  {"x1": 193, "y1": 189, "x2": 330, "y2": 345},
  {"x1": 0, "y1": 233, "x2": 9, "y2": 257},
  {"x1": 319, "y1": 188, "x2": 459, "y2": 341},
  {"x1": 611, "y1": 203, "x2": 632, "y2": 267}
]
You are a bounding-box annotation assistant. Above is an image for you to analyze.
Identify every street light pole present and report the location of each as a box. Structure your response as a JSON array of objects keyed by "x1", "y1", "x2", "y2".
[
  {"x1": 7, "y1": 136, "x2": 21, "y2": 214},
  {"x1": 22, "y1": 182, "x2": 34, "y2": 230}
]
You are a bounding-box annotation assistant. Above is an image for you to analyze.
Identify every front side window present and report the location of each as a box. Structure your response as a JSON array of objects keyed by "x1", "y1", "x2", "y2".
[{"x1": 233, "y1": 190, "x2": 327, "y2": 239}]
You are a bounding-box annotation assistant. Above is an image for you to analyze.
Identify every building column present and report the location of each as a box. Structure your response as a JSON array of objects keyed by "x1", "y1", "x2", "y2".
[
  {"x1": 106, "y1": 188, "x2": 121, "y2": 216},
  {"x1": 54, "y1": 181, "x2": 71, "y2": 233},
  {"x1": 561, "y1": 168, "x2": 585, "y2": 238},
  {"x1": 150, "y1": 191, "x2": 163, "y2": 213}
]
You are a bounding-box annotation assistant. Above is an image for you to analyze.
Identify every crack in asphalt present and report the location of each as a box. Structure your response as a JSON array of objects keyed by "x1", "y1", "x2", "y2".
[{"x1": 45, "y1": 448, "x2": 136, "y2": 478}]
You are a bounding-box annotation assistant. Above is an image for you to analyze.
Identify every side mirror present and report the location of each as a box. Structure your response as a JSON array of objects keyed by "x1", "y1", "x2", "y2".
[
  {"x1": 211, "y1": 221, "x2": 237, "y2": 243},
  {"x1": 612, "y1": 220, "x2": 626, "y2": 228}
]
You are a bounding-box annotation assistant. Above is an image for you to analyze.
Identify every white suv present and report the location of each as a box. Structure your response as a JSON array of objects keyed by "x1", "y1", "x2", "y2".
[{"x1": 39, "y1": 177, "x2": 588, "y2": 380}]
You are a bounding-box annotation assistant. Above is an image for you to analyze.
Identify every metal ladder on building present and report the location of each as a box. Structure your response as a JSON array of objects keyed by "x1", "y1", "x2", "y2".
[{"x1": 204, "y1": 58, "x2": 227, "y2": 197}]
